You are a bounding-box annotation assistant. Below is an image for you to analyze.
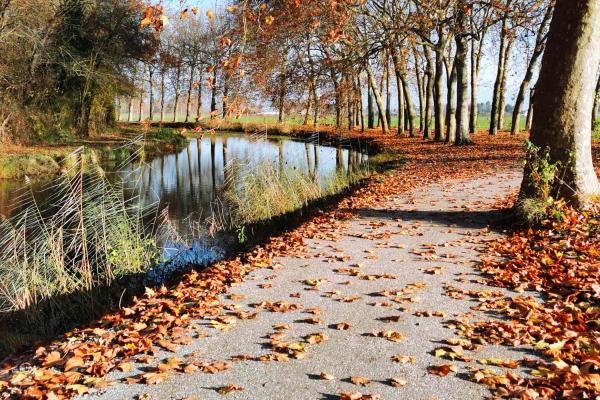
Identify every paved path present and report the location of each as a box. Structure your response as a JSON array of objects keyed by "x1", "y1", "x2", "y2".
[{"x1": 83, "y1": 168, "x2": 530, "y2": 400}]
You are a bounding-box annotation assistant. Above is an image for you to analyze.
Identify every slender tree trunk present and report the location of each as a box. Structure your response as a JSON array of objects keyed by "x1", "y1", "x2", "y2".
[
  {"x1": 445, "y1": 59, "x2": 457, "y2": 143},
  {"x1": 377, "y1": 65, "x2": 385, "y2": 128},
  {"x1": 160, "y1": 69, "x2": 165, "y2": 123},
  {"x1": 367, "y1": 78, "x2": 375, "y2": 129},
  {"x1": 520, "y1": 0, "x2": 600, "y2": 207},
  {"x1": 469, "y1": 22, "x2": 488, "y2": 134},
  {"x1": 210, "y1": 68, "x2": 217, "y2": 118},
  {"x1": 173, "y1": 65, "x2": 181, "y2": 122},
  {"x1": 433, "y1": 43, "x2": 446, "y2": 141},
  {"x1": 497, "y1": 38, "x2": 514, "y2": 130},
  {"x1": 196, "y1": 71, "x2": 203, "y2": 119},
  {"x1": 526, "y1": 87, "x2": 535, "y2": 131},
  {"x1": 312, "y1": 82, "x2": 319, "y2": 127},
  {"x1": 511, "y1": 5, "x2": 552, "y2": 134},
  {"x1": 148, "y1": 68, "x2": 154, "y2": 122},
  {"x1": 357, "y1": 74, "x2": 365, "y2": 132},
  {"x1": 592, "y1": 70, "x2": 600, "y2": 128},
  {"x1": 414, "y1": 48, "x2": 425, "y2": 132},
  {"x1": 331, "y1": 68, "x2": 341, "y2": 128},
  {"x1": 127, "y1": 96, "x2": 133, "y2": 122},
  {"x1": 116, "y1": 96, "x2": 121, "y2": 122},
  {"x1": 489, "y1": 6, "x2": 512, "y2": 135},
  {"x1": 278, "y1": 69, "x2": 286, "y2": 123},
  {"x1": 303, "y1": 85, "x2": 312, "y2": 125},
  {"x1": 400, "y1": 75, "x2": 415, "y2": 137},
  {"x1": 138, "y1": 69, "x2": 144, "y2": 122},
  {"x1": 385, "y1": 61, "x2": 391, "y2": 128},
  {"x1": 470, "y1": 38, "x2": 479, "y2": 133},
  {"x1": 454, "y1": 6, "x2": 472, "y2": 146},
  {"x1": 390, "y1": 45, "x2": 405, "y2": 133},
  {"x1": 222, "y1": 76, "x2": 229, "y2": 119},
  {"x1": 423, "y1": 46, "x2": 434, "y2": 139},
  {"x1": 185, "y1": 65, "x2": 195, "y2": 123},
  {"x1": 366, "y1": 63, "x2": 389, "y2": 134}
]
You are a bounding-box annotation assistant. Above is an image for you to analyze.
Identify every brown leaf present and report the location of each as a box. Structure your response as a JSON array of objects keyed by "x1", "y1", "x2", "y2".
[
  {"x1": 320, "y1": 372, "x2": 335, "y2": 380},
  {"x1": 427, "y1": 364, "x2": 458, "y2": 377},
  {"x1": 389, "y1": 377, "x2": 407, "y2": 387},
  {"x1": 217, "y1": 384, "x2": 244, "y2": 395},
  {"x1": 350, "y1": 376, "x2": 370, "y2": 386},
  {"x1": 64, "y1": 356, "x2": 85, "y2": 372}
]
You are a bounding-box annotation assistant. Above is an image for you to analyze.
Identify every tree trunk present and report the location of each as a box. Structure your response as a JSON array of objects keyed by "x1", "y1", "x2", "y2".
[
  {"x1": 400, "y1": 75, "x2": 415, "y2": 137},
  {"x1": 592, "y1": 70, "x2": 600, "y2": 128},
  {"x1": 367, "y1": 78, "x2": 375, "y2": 129},
  {"x1": 278, "y1": 69, "x2": 286, "y2": 123},
  {"x1": 526, "y1": 87, "x2": 535, "y2": 131},
  {"x1": 357, "y1": 74, "x2": 365, "y2": 132},
  {"x1": 423, "y1": 46, "x2": 434, "y2": 139},
  {"x1": 160, "y1": 69, "x2": 165, "y2": 123},
  {"x1": 331, "y1": 68, "x2": 341, "y2": 128},
  {"x1": 519, "y1": 0, "x2": 600, "y2": 207},
  {"x1": 148, "y1": 68, "x2": 154, "y2": 122},
  {"x1": 116, "y1": 96, "x2": 121, "y2": 122},
  {"x1": 222, "y1": 76, "x2": 229, "y2": 119},
  {"x1": 138, "y1": 77, "x2": 143, "y2": 122},
  {"x1": 127, "y1": 96, "x2": 133, "y2": 122},
  {"x1": 77, "y1": 92, "x2": 93, "y2": 138},
  {"x1": 511, "y1": 5, "x2": 553, "y2": 134},
  {"x1": 391, "y1": 43, "x2": 405, "y2": 133},
  {"x1": 312, "y1": 82, "x2": 319, "y2": 127},
  {"x1": 365, "y1": 63, "x2": 389, "y2": 134},
  {"x1": 489, "y1": 6, "x2": 512, "y2": 135},
  {"x1": 433, "y1": 44, "x2": 446, "y2": 141},
  {"x1": 385, "y1": 62, "x2": 391, "y2": 128},
  {"x1": 469, "y1": 38, "x2": 478, "y2": 133},
  {"x1": 303, "y1": 85, "x2": 312, "y2": 125},
  {"x1": 454, "y1": 7, "x2": 472, "y2": 146},
  {"x1": 210, "y1": 68, "x2": 217, "y2": 118},
  {"x1": 173, "y1": 65, "x2": 181, "y2": 122},
  {"x1": 414, "y1": 48, "x2": 425, "y2": 132},
  {"x1": 445, "y1": 59, "x2": 457, "y2": 143},
  {"x1": 497, "y1": 38, "x2": 514, "y2": 130},
  {"x1": 185, "y1": 65, "x2": 195, "y2": 123},
  {"x1": 196, "y1": 71, "x2": 203, "y2": 119}
]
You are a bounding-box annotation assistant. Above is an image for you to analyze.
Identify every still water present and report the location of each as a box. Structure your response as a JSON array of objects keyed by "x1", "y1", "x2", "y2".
[{"x1": 0, "y1": 133, "x2": 368, "y2": 273}]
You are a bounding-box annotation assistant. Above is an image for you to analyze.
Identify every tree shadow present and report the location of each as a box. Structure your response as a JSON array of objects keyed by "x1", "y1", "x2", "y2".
[{"x1": 352, "y1": 208, "x2": 515, "y2": 231}]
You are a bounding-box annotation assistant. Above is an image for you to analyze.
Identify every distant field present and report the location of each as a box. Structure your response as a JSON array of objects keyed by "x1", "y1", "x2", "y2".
[{"x1": 119, "y1": 113, "x2": 531, "y2": 133}]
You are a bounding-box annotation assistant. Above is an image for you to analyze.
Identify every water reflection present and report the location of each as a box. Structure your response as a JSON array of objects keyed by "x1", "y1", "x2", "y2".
[
  {"x1": 119, "y1": 134, "x2": 366, "y2": 237},
  {"x1": 0, "y1": 133, "x2": 368, "y2": 282}
]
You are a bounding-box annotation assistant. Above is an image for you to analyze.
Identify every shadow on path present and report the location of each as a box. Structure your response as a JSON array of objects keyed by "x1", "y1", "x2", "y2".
[{"x1": 352, "y1": 208, "x2": 514, "y2": 231}]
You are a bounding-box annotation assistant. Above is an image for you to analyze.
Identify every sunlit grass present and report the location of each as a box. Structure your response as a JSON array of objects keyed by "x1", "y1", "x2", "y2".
[
  {"x1": 221, "y1": 160, "x2": 369, "y2": 228},
  {"x1": 0, "y1": 145, "x2": 159, "y2": 315}
]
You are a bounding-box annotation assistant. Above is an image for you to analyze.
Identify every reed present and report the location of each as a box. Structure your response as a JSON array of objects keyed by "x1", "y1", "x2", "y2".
[{"x1": 0, "y1": 143, "x2": 160, "y2": 317}]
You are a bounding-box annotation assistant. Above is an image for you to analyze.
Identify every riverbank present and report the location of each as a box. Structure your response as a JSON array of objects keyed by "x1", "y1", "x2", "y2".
[{"x1": 0, "y1": 126, "x2": 186, "y2": 180}]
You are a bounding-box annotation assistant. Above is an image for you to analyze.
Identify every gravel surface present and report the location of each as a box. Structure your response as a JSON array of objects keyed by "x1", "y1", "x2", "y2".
[{"x1": 81, "y1": 168, "x2": 533, "y2": 400}]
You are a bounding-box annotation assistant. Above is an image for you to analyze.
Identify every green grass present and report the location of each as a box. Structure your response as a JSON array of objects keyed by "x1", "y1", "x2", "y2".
[
  {"x1": 0, "y1": 154, "x2": 60, "y2": 180},
  {"x1": 122, "y1": 113, "x2": 528, "y2": 133}
]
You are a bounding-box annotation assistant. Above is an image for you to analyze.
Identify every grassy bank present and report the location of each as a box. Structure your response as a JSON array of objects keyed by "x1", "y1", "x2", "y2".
[
  {"x1": 0, "y1": 127, "x2": 186, "y2": 180},
  {"x1": 122, "y1": 113, "x2": 529, "y2": 132},
  {"x1": 0, "y1": 154, "x2": 161, "y2": 356}
]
